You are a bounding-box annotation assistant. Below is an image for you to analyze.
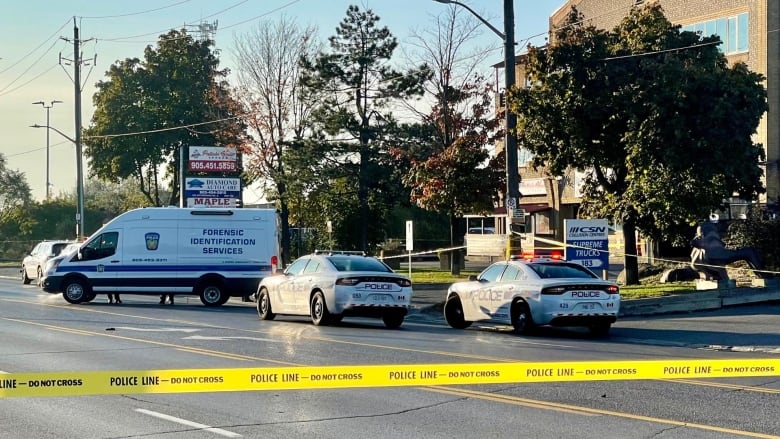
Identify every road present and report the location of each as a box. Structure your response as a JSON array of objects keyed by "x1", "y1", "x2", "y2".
[{"x1": 1, "y1": 277, "x2": 780, "y2": 438}]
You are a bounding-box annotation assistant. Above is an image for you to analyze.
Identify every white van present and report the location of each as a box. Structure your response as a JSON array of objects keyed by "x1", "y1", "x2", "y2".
[{"x1": 42, "y1": 207, "x2": 280, "y2": 306}]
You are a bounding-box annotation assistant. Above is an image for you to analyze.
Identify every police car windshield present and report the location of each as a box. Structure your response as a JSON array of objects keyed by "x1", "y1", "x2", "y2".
[
  {"x1": 327, "y1": 256, "x2": 392, "y2": 272},
  {"x1": 528, "y1": 262, "x2": 597, "y2": 279}
]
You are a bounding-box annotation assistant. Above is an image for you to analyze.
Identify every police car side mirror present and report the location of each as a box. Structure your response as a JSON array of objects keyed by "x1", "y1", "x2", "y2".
[{"x1": 468, "y1": 275, "x2": 478, "y2": 281}]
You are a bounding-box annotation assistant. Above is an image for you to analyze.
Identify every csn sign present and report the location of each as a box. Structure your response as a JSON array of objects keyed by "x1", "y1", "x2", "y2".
[{"x1": 564, "y1": 219, "x2": 609, "y2": 270}]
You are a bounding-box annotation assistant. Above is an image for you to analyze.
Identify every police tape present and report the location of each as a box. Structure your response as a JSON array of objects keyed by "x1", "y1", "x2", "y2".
[{"x1": 2, "y1": 359, "x2": 779, "y2": 398}]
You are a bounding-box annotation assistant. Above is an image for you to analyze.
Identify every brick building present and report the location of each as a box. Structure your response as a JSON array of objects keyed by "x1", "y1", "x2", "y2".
[{"x1": 496, "y1": 0, "x2": 779, "y2": 245}]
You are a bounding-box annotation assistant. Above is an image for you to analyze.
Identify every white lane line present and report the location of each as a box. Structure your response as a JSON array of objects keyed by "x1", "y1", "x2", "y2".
[
  {"x1": 113, "y1": 327, "x2": 201, "y2": 333},
  {"x1": 183, "y1": 335, "x2": 280, "y2": 343},
  {"x1": 135, "y1": 408, "x2": 242, "y2": 438}
]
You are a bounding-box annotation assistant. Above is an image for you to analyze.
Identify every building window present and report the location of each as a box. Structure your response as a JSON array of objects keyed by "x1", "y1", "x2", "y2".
[{"x1": 681, "y1": 12, "x2": 748, "y2": 55}]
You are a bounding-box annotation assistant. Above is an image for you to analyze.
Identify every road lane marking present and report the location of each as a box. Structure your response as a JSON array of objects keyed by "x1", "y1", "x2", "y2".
[
  {"x1": 135, "y1": 408, "x2": 242, "y2": 438},
  {"x1": 664, "y1": 378, "x2": 780, "y2": 394},
  {"x1": 423, "y1": 386, "x2": 780, "y2": 439},
  {"x1": 4, "y1": 297, "x2": 780, "y2": 399},
  {"x1": 183, "y1": 335, "x2": 281, "y2": 343},
  {"x1": 423, "y1": 386, "x2": 599, "y2": 416},
  {"x1": 3, "y1": 318, "x2": 303, "y2": 366}
]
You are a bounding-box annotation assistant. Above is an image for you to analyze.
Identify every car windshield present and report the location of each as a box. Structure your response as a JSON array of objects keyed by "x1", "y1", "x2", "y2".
[
  {"x1": 527, "y1": 262, "x2": 598, "y2": 279},
  {"x1": 327, "y1": 256, "x2": 392, "y2": 272}
]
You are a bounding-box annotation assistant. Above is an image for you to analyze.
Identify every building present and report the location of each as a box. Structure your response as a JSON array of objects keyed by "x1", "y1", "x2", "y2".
[{"x1": 492, "y1": 0, "x2": 778, "y2": 248}]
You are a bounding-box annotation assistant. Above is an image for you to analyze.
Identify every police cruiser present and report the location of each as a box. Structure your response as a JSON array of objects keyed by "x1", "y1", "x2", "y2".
[
  {"x1": 256, "y1": 251, "x2": 412, "y2": 328},
  {"x1": 443, "y1": 258, "x2": 619, "y2": 336}
]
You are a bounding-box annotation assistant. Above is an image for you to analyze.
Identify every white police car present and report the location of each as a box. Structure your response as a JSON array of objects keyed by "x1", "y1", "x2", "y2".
[
  {"x1": 256, "y1": 251, "x2": 413, "y2": 328},
  {"x1": 443, "y1": 258, "x2": 619, "y2": 336}
]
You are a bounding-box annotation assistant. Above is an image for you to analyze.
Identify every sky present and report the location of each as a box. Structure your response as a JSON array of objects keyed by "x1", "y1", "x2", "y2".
[{"x1": 1, "y1": 0, "x2": 565, "y2": 204}]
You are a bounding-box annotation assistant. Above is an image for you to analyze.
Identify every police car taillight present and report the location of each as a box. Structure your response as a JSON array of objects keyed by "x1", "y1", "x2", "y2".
[
  {"x1": 336, "y1": 277, "x2": 360, "y2": 286},
  {"x1": 271, "y1": 255, "x2": 279, "y2": 273},
  {"x1": 398, "y1": 278, "x2": 412, "y2": 287},
  {"x1": 606, "y1": 285, "x2": 619, "y2": 295}
]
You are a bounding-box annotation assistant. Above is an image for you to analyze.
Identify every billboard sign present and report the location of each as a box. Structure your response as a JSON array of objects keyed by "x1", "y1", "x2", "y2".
[
  {"x1": 184, "y1": 177, "x2": 241, "y2": 199},
  {"x1": 564, "y1": 219, "x2": 609, "y2": 270},
  {"x1": 187, "y1": 197, "x2": 238, "y2": 208},
  {"x1": 188, "y1": 146, "x2": 238, "y2": 172}
]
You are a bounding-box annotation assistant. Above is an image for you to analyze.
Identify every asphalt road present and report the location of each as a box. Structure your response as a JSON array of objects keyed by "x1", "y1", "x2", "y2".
[{"x1": 1, "y1": 277, "x2": 780, "y2": 438}]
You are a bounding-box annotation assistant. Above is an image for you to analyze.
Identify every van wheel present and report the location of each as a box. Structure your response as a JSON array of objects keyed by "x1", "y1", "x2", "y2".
[
  {"x1": 63, "y1": 279, "x2": 90, "y2": 304},
  {"x1": 198, "y1": 282, "x2": 227, "y2": 307},
  {"x1": 22, "y1": 267, "x2": 31, "y2": 285},
  {"x1": 257, "y1": 288, "x2": 275, "y2": 320}
]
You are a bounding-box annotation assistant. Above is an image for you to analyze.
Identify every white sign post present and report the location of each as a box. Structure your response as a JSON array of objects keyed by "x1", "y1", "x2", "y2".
[{"x1": 405, "y1": 221, "x2": 413, "y2": 278}]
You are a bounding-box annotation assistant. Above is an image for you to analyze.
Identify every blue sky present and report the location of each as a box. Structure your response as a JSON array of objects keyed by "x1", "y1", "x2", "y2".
[{"x1": 1, "y1": 0, "x2": 564, "y2": 203}]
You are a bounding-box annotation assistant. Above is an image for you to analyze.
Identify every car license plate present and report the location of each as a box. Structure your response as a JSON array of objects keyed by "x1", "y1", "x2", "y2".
[
  {"x1": 578, "y1": 302, "x2": 598, "y2": 310},
  {"x1": 370, "y1": 294, "x2": 389, "y2": 302}
]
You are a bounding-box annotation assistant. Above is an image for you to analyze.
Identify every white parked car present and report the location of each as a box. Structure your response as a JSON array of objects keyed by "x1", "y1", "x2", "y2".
[
  {"x1": 444, "y1": 258, "x2": 620, "y2": 336},
  {"x1": 21, "y1": 240, "x2": 75, "y2": 286},
  {"x1": 256, "y1": 251, "x2": 413, "y2": 328}
]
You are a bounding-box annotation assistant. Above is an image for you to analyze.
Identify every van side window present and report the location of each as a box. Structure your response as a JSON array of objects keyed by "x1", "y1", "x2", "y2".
[{"x1": 81, "y1": 232, "x2": 119, "y2": 261}]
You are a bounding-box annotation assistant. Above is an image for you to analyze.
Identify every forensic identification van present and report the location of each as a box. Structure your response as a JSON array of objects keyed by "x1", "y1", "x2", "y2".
[{"x1": 42, "y1": 207, "x2": 280, "y2": 306}]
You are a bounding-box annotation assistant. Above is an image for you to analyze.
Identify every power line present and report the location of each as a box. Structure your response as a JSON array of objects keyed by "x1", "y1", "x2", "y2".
[
  {"x1": 0, "y1": 18, "x2": 70, "y2": 75},
  {"x1": 79, "y1": 0, "x2": 192, "y2": 19}
]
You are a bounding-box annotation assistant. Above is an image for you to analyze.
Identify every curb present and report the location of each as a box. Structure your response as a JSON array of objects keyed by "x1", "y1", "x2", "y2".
[{"x1": 407, "y1": 286, "x2": 780, "y2": 323}]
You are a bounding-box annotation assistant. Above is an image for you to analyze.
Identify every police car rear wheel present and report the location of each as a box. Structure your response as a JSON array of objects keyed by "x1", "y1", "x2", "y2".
[
  {"x1": 257, "y1": 289, "x2": 275, "y2": 320},
  {"x1": 511, "y1": 301, "x2": 533, "y2": 335},
  {"x1": 444, "y1": 295, "x2": 471, "y2": 329},
  {"x1": 382, "y1": 312, "x2": 404, "y2": 329},
  {"x1": 589, "y1": 323, "x2": 611, "y2": 337},
  {"x1": 63, "y1": 279, "x2": 90, "y2": 304},
  {"x1": 310, "y1": 291, "x2": 331, "y2": 326}
]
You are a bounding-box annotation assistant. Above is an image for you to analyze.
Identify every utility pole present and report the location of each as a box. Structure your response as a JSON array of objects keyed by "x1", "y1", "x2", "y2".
[
  {"x1": 32, "y1": 100, "x2": 63, "y2": 200},
  {"x1": 60, "y1": 18, "x2": 93, "y2": 240}
]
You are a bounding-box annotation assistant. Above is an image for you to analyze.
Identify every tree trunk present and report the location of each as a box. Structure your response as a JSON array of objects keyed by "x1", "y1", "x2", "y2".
[{"x1": 622, "y1": 220, "x2": 640, "y2": 285}]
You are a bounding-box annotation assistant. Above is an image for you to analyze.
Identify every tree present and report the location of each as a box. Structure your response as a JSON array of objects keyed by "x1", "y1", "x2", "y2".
[
  {"x1": 0, "y1": 153, "x2": 32, "y2": 224},
  {"x1": 300, "y1": 5, "x2": 430, "y2": 251},
  {"x1": 233, "y1": 16, "x2": 321, "y2": 264},
  {"x1": 390, "y1": 7, "x2": 502, "y2": 270},
  {"x1": 84, "y1": 29, "x2": 247, "y2": 206},
  {"x1": 508, "y1": 4, "x2": 767, "y2": 284}
]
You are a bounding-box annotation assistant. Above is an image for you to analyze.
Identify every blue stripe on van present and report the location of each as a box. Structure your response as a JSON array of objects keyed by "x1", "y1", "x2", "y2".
[{"x1": 56, "y1": 264, "x2": 272, "y2": 273}]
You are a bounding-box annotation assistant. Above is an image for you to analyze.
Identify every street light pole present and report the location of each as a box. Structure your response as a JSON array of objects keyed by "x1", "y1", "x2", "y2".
[
  {"x1": 32, "y1": 100, "x2": 63, "y2": 200},
  {"x1": 432, "y1": 0, "x2": 520, "y2": 208}
]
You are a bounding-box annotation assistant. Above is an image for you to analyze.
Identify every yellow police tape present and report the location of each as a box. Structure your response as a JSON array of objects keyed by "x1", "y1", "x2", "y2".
[{"x1": 2, "y1": 359, "x2": 779, "y2": 398}]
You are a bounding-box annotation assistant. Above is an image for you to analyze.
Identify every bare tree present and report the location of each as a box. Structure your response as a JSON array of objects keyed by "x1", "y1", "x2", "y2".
[
  {"x1": 233, "y1": 16, "x2": 321, "y2": 264},
  {"x1": 405, "y1": 5, "x2": 496, "y2": 146}
]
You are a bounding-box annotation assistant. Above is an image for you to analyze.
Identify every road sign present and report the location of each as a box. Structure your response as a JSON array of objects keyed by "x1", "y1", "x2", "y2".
[
  {"x1": 564, "y1": 219, "x2": 609, "y2": 270},
  {"x1": 405, "y1": 221, "x2": 413, "y2": 251}
]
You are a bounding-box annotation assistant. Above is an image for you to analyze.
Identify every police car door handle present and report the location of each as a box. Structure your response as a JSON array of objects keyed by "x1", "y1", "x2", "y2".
[{"x1": 110, "y1": 260, "x2": 120, "y2": 263}]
